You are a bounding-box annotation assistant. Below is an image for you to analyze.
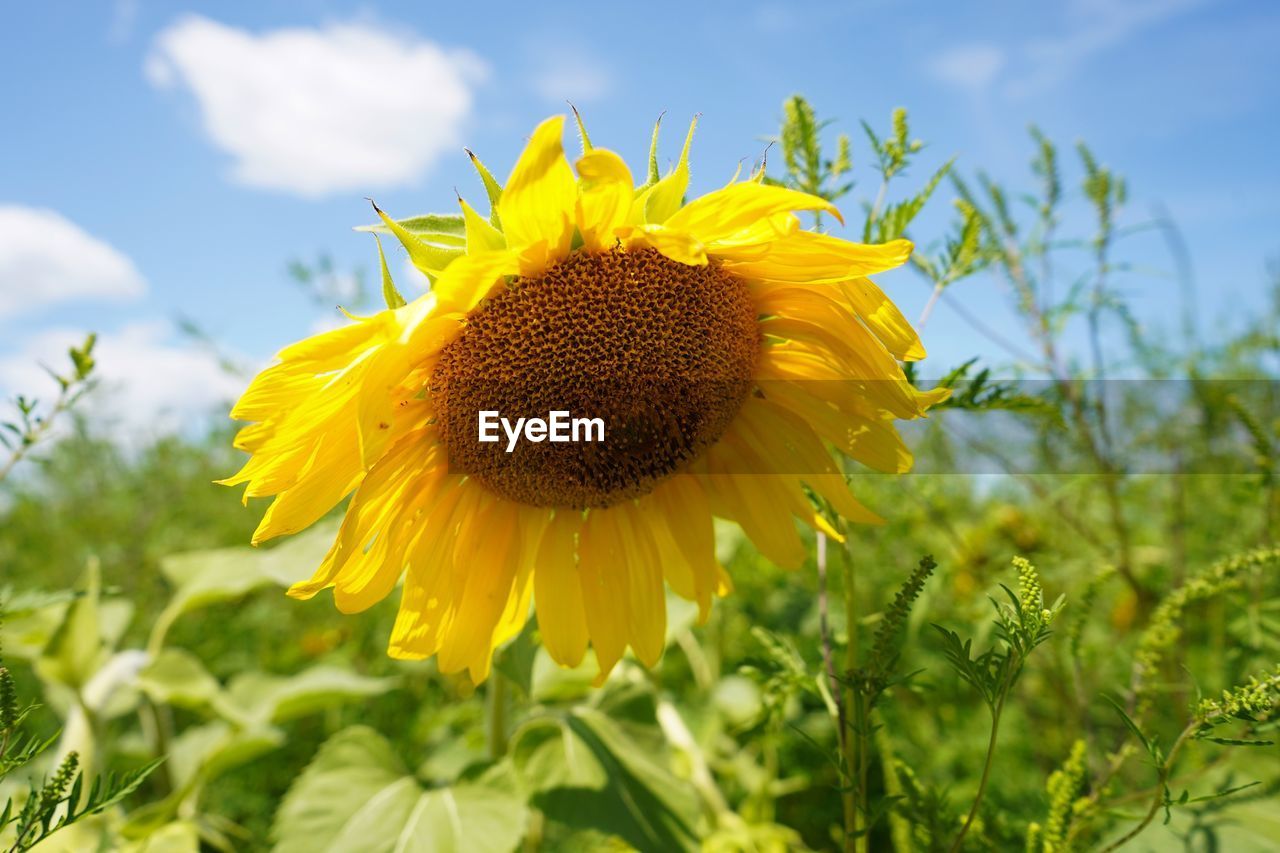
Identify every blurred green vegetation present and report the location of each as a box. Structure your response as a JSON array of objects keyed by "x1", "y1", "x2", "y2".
[{"x1": 2, "y1": 97, "x2": 1278, "y2": 851}]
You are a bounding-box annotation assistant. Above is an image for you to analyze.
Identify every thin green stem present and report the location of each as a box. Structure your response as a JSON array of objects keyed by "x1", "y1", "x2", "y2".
[
  {"x1": 818, "y1": 533, "x2": 857, "y2": 846},
  {"x1": 840, "y1": 544, "x2": 868, "y2": 853},
  {"x1": 0, "y1": 387, "x2": 80, "y2": 486},
  {"x1": 1098, "y1": 725, "x2": 1194, "y2": 852},
  {"x1": 949, "y1": 689, "x2": 1008, "y2": 853}
]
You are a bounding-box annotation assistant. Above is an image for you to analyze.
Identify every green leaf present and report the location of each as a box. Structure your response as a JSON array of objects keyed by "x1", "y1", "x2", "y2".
[
  {"x1": 511, "y1": 708, "x2": 701, "y2": 852},
  {"x1": 224, "y1": 666, "x2": 397, "y2": 726},
  {"x1": 168, "y1": 720, "x2": 284, "y2": 793},
  {"x1": 154, "y1": 525, "x2": 335, "y2": 641},
  {"x1": 137, "y1": 648, "x2": 223, "y2": 710},
  {"x1": 0, "y1": 589, "x2": 78, "y2": 661},
  {"x1": 1104, "y1": 695, "x2": 1157, "y2": 760},
  {"x1": 118, "y1": 820, "x2": 201, "y2": 853},
  {"x1": 36, "y1": 561, "x2": 105, "y2": 689},
  {"x1": 273, "y1": 726, "x2": 527, "y2": 853},
  {"x1": 493, "y1": 621, "x2": 538, "y2": 698},
  {"x1": 1199, "y1": 736, "x2": 1276, "y2": 747}
]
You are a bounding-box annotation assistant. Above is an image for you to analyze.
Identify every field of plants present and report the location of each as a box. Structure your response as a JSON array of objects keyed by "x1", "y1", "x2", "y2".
[{"x1": 2, "y1": 98, "x2": 1278, "y2": 852}]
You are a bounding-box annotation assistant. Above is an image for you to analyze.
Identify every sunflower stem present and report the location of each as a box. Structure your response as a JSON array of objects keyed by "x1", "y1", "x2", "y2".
[
  {"x1": 839, "y1": 540, "x2": 869, "y2": 853},
  {"x1": 819, "y1": 533, "x2": 856, "y2": 845},
  {"x1": 486, "y1": 671, "x2": 510, "y2": 760}
]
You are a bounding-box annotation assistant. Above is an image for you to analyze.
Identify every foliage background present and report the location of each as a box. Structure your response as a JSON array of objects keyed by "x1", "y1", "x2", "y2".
[{"x1": 3, "y1": 3, "x2": 1280, "y2": 852}]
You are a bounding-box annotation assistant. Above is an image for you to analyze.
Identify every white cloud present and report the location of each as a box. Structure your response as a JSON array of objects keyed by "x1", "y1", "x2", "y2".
[
  {"x1": 1008, "y1": 0, "x2": 1205, "y2": 97},
  {"x1": 0, "y1": 322, "x2": 245, "y2": 436},
  {"x1": 530, "y1": 50, "x2": 613, "y2": 103},
  {"x1": 0, "y1": 206, "x2": 146, "y2": 320},
  {"x1": 146, "y1": 15, "x2": 486, "y2": 197},
  {"x1": 928, "y1": 0, "x2": 1205, "y2": 97},
  {"x1": 929, "y1": 44, "x2": 1006, "y2": 91}
]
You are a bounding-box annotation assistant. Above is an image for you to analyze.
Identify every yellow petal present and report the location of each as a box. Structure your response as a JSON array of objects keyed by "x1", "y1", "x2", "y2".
[
  {"x1": 733, "y1": 398, "x2": 885, "y2": 525},
  {"x1": 437, "y1": 499, "x2": 520, "y2": 682},
  {"x1": 491, "y1": 505, "x2": 550, "y2": 647},
  {"x1": 575, "y1": 149, "x2": 634, "y2": 251},
  {"x1": 222, "y1": 297, "x2": 458, "y2": 544},
  {"x1": 432, "y1": 249, "x2": 519, "y2": 313},
  {"x1": 303, "y1": 434, "x2": 451, "y2": 612},
  {"x1": 616, "y1": 224, "x2": 707, "y2": 266},
  {"x1": 614, "y1": 506, "x2": 666, "y2": 668},
  {"x1": 534, "y1": 510, "x2": 589, "y2": 668},
  {"x1": 387, "y1": 482, "x2": 472, "y2": 660},
  {"x1": 719, "y1": 230, "x2": 912, "y2": 283},
  {"x1": 648, "y1": 475, "x2": 719, "y2": 622},
  {"x1": 759, "y1": 377, "x2": 914, "y2": 474},
  {"x1": 497, "y1": 116, "x2": 575, "y2": 269},
  {"x1": 700, "y1": 442, "x2": 807, "y2": 569},
  {"x1": 578, "y1": 510, "x2": 630, "y2": 683},
  {"x1": 838, "y1": 278, "x2": 926, "y2": 361},
  {"x1": 666, "y1": 182, "x2": 842, "y2": 246},
  {"x1": 460, "y1": 197, "x2": 506, "y2": 254}
]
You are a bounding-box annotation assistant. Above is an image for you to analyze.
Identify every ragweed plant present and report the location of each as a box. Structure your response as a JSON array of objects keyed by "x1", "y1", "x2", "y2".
[
  {"x1": 0, "y1": 335, "x2": 96, "y2": 485},
  {"x1": 932, "y1": 557, "x2": 1064, "y2": 851},
  {"x1": 1, "y1": 602, "x2": 156, "y2": 853}
]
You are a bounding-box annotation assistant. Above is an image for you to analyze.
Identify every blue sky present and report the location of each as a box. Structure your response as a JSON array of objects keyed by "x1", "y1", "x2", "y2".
[{"x1": 1, "y1": 0, "x2": 1277, "y2": 433}]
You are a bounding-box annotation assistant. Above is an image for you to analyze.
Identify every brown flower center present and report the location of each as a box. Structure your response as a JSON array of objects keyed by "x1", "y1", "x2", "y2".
[{"x1": 430, "y1": 247, "x2": 759, "y2": 508}]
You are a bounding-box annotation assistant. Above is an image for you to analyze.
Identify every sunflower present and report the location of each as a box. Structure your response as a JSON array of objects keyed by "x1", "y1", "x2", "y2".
[{"x1": 222, "y1": 113, "x2": 946, "y2": 683}]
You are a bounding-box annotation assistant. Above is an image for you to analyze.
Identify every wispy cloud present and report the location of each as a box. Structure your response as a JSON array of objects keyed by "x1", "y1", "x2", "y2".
[
  {"x1": 929, "y1": 44, "x2": 1006, "y2": 91},
  {"x1": 928, "y1": 0, "x2": 1205, "y2": 97},
  {"x1": 529, "y1": 49, "x2": 613, "y2": 104},
  {"x1": 0, "y1": 206, "x2": 145, "y2": 320},
  {"x1": 146, "y1": 15, "x2": 487, "y2": 197},
  {"x1": 1009, "y1": 0, "x2": 1206, "y2": 97}
]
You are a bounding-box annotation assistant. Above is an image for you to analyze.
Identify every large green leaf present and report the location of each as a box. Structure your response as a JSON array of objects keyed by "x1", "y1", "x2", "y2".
[
  {"x1": 511, "y1": 708, "x2": 702, "y2": 852},
  {"x1": 168, "y1": 720, "x2": 285, "y2": 792},
  {"x1": 151, "y1": 525, "x2": 336, "y2": 647},
  {"x1": 35, "y1": 560, "x2": 106, "y2": 689},
  {"x1": 0, "y1": 588, "x2": 77, "y2": 660},
  {"x1": 121, "y1": 722, "x2": 284, "y2": 841},
  {"x1": 224, "y1": 665, "x2": 397, "y2": 726},
  {"x1": 118, "y1": 819, "x2": 201, "y2": 853},
  {"x1": 273, "y1": 726, "x2": 527, "y2": 853},
  {"x1": 137, "y1": 648, "x2": 224, "y2": 710}
]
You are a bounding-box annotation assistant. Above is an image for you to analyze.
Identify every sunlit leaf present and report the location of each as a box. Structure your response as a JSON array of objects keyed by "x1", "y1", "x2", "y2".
[
  {"x1": 511, "y1": 708, "x2": 701, "y2": 852},
  {"x1": 273, "y1": 726, "x2": 527, "y2": 853}
]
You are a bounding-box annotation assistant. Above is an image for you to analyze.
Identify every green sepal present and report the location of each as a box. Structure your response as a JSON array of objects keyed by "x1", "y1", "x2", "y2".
[
  {"x1": 639, "y1": 112, "x2": 665, "y2": 190},
  {"x1": 369, "y1": 201, "x2": 464, "y2": 279},
  {"x1": 354, "y1": 212, "x2": 466, "y2": 246},
  {"x1": 466, "y1": 148, "x2": 504, "y2": 228},
  {"x1": 372, "y1": 234, "x2": 406, "y2": 309},
  {"x1": 643, "y1": 115, "x2": 698, "y2": 224},
  {"x1": 570, "y1": 104, "x2": 593, "y2": 154}
]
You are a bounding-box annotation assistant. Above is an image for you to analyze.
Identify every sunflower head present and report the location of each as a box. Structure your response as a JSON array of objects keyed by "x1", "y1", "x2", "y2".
[{"x1": 222, "y1": 112, "x2": 946, "y2": 683}]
